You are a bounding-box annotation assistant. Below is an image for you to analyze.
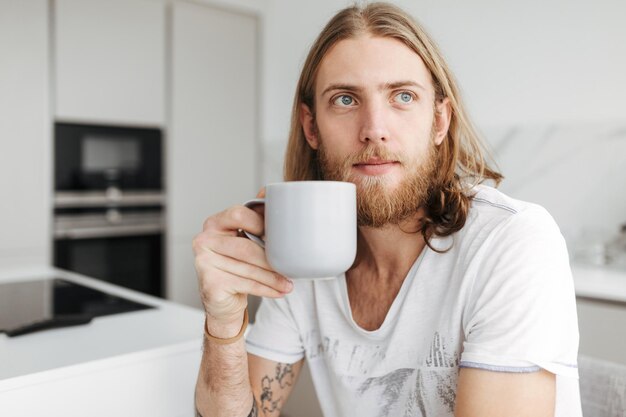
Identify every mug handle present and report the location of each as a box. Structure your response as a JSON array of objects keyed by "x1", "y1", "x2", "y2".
[{"x1": 240, "y1": 198, "x2": 265, "y2": 248}]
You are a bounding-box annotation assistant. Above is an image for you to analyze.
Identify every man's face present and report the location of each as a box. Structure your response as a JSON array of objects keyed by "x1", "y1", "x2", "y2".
[{"x1": 301, "y1": 35, "x2": 448, "y2": 227}]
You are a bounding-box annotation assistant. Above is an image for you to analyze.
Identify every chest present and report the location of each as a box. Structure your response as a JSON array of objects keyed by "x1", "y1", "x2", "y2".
[
  {"x1": 304, "y1": 278, "x2": 465, "y2": 378},
  {"x1": 346, "y1": 277, "x2": 404, "y2": 331},
  {"x1": 301, "y1": 266, "x2": 467, "y2": 372}
]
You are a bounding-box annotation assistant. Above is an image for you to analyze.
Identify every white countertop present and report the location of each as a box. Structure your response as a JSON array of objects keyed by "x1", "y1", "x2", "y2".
[
  {"x1": 0, "y1": 266, "x2": 205, "y2": 390},
  {"x1": 572, "y1": 263, "x2": 626, "y2": 304},
  {"x1": 1, "y1": 261, "x2": 623, "y2": 390}
]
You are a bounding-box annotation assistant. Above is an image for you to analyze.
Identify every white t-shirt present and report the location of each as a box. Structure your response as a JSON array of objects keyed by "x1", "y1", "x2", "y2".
[{"x1": 246, "y1": 184, "x2": 582, "y2": 417}]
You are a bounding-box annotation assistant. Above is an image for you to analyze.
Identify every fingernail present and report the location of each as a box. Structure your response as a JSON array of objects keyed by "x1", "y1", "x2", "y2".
[{"x1": 285, "y1": 279, "x2": 294, "y2": 291}]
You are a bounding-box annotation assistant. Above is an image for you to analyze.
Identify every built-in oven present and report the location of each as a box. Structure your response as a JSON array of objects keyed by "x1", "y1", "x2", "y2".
[
  {"x1": 53, "y1": 122, "x2": 165, "y2": 298},
  {"x1": 54, "y1": 206, "x2": 164, "y2": 297},
  {"x1": 54, "y1": 122, "x2": 162, "y2": 192}
]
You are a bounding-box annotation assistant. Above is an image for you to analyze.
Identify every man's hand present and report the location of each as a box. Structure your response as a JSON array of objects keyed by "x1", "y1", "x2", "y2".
[{"x1": 193, "y1": 187, "x2": 293, "y2": 338}]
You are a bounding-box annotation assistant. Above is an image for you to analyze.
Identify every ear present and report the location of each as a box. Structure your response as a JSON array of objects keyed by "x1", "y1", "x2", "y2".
[
  {"x1": 299, "y1": 103, "x2": 319, "y2": 150},
  {"x1": 433, "y1": 97, "x2": 452, "y2": 146}
]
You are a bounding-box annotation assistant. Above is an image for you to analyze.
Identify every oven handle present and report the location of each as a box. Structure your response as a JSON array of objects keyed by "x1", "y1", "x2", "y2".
[{"x1": 54, "y1": 224, "x2": 163, "y2": 240}]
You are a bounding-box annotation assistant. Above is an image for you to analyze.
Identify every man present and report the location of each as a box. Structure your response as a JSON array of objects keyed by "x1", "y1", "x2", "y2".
[{"x1": 193, "y1": 3, "x2": 581, "y2": 417}]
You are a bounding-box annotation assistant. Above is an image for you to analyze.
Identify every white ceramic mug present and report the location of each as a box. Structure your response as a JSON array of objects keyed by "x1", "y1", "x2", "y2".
[{"x1": 243, "y1": 181, "x2": 357, "y2": 279}]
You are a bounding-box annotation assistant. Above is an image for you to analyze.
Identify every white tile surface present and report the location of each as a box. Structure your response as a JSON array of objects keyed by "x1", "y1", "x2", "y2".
[{"x1": 483, "y1": 123, "x2": 626, "y2": 251}]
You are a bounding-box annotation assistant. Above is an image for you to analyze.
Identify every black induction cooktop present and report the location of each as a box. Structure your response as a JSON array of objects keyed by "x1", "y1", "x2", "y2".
[{"x1": 0, "y1": 278, "x2": 155, "y2": 337}]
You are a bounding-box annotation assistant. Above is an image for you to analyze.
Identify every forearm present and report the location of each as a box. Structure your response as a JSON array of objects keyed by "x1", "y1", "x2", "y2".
[
  {"x1": 196, "y1": 399, "x2": 257, "y2": 417},
  {"x1": 195, "y1": 317, "x2": 255, "y2": 417}
]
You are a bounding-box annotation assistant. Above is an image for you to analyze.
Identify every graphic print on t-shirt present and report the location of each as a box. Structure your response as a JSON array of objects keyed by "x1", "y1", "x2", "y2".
[{"x1": 305, "y1": 330, "x2": 460, "y2": 416}]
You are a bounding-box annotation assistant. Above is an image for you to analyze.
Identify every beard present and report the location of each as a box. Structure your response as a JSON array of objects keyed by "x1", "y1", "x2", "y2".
[{"x1": 317, "y1": 135, "x2": 437, "y2": 228}]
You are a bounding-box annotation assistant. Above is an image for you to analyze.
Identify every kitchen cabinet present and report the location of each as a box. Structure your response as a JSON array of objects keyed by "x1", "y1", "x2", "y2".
[
  {"x1": 54, "y1": 0, "x2": 165, "y2": 126},
  {"x1": 577, "y1": 298, "x2": 626, "y2": 366},
  {"x1": 573, "y1": 264, "x2": 626, "y2": 365},
  {"x1": 167, "y1": 1, "x2": 259, "y2": 308},
  {"x1": 0, "y1": 0, "x2": 51, "y2": 270}
]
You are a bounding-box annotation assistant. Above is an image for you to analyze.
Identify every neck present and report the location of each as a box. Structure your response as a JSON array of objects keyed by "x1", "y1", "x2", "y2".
[{"x1": 348, "y1": 209, "x2": 427, "y2": 282}]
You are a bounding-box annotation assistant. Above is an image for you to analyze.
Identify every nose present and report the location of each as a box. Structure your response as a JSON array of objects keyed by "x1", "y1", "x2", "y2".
[{"x1": 359, "y1": 100, "x2": 390, "y2": 144}]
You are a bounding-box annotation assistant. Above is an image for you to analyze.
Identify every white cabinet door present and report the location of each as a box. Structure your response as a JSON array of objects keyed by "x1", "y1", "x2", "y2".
[
  {"x1": 0, "y1": 0, "x2": 51, "y2": 270},
  {"x1": 577, "y1": 297, "x2": 626, "y2": 366},
  {"x1": 0, "y1": 342, "x2": 201, "y2": 417},
  {"x1": 54, "y1": 0, "x2": 165, "y2": 126},
  {"x1": 168, "y1": 1, "x2": 259, "y2": 306}
]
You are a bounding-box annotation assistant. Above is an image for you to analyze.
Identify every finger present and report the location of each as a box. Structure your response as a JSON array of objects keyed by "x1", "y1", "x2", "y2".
[
  {"x1": 198, "y1": 263, "x2": 287, "y2": 301},
  {"x1": 204, "y1": 205, "x2": 264, "y2": 236},
  {"x1": 196, "y1": 234, "x2": 271, "y2": 271},
  {"x1": 231, "y1": 274, "x2": 290, "y2": 299},
  {"x1": 209, "y1": 248, "x2": 293, "y2": 293},
  {"x1": 250, "y1": 188, "x2": 266, "y2": 217},
  {"x1": 249, "y1": 202, "x2": 264, "y2": 217},
  {"x1": 196, "y1": 252, "x2": 290, "y2": 299}
]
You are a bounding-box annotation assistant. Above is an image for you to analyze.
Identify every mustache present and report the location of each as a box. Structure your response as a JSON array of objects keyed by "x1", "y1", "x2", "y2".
[{"x1": 344, "y1": 145, "x2": 404, "y2": 166}]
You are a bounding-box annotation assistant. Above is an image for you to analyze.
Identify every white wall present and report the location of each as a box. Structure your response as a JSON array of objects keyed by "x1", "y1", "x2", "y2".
[
  {"x1": 0, "y1": 0, "x2": 51, "y2": 270},
  {"x1": 261, "y1": 0, "x2": 626, "y2": 144}
]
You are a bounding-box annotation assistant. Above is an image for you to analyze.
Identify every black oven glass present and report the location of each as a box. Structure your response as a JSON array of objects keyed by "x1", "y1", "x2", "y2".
[
  {"x1": 83, "y1": 135, "x2": 141, "y2": 172},
  {"x1": 54, "y1": 233, "x2": 163, "y2": 297},
  {"x1": 55, "y1": 122, "x2": 162, "y2": 191}
]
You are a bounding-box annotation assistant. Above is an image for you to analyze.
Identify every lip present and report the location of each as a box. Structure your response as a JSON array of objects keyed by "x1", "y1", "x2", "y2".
[
  {"x1": 353, "y1": 159, "x2": 397, "y2": 166},
  {"x1": 352, "y1": 160, "x2": 400, "y2": 175}
]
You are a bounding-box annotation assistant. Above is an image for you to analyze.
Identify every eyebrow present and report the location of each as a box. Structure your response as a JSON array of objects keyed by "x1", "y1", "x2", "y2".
[{"x1": 321, "y1": 80, "x2": 427, "y2": 97}]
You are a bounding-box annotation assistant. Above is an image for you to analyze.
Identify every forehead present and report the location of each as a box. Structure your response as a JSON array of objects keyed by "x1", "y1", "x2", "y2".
[{"x1": 315, "y1": 35, "x2": 434, "y2": 96}]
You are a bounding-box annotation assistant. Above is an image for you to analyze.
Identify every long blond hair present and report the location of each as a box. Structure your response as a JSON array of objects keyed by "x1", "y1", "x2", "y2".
[{"x1": 284, "y1": 2, "x2": 503, "y2": 247}]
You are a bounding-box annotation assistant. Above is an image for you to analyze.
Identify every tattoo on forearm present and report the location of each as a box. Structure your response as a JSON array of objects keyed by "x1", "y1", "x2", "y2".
[
  {"x1": 259, "y1": 363, "x2": 295, "y2": 415},
  {"x1": 276, "y1": 363, "x2": 295, "y2": 388},
  {"x1": 195, "y1": 363, "x2": 294, "y2": 417}
]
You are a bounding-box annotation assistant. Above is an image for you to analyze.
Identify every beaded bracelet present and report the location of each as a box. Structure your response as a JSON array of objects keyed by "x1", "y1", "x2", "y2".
[{"x1": 204, "y1": 308, "x2": 249, "y2": 345}]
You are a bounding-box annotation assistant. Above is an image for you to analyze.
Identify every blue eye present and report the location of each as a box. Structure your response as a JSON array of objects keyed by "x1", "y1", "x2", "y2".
[
  {"x1": 333, "y1": 95, "x2": 355, "y2": 106},
  {"x1": 394, "y1": 92, "x2": 414, "y2": 104}
]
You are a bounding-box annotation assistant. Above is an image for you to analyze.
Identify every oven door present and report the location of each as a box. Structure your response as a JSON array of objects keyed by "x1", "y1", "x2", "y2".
[{"x1": 53, "y1": 210, "x2": 164, "y2": 297}]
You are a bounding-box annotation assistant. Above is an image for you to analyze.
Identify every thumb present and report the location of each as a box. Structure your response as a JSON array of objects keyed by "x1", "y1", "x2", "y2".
[{"x1": 251, "y1": 187, "x2": 266, "y2": 217}]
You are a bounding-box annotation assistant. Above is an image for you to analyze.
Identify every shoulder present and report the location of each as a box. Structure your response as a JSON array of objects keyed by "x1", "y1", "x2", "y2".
[
  {"x1": 439, "y1": 183, "x2": 565, "y2": 263},
  {"x1": 464, "y1": 183, "x2": 560, "y2": 238},
  {"x1": 460, "y1": 184, "x2": 571, "y2": 289},
  {"x1": 470, "y1": 183, "x2": 525, "y2": 215}
]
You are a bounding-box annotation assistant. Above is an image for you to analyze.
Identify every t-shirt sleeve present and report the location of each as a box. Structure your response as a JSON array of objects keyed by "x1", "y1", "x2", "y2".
[
  {"x1": 460, "y1": 205, "x2": 579, "y2": 378},
  {"x1": 245, "y1": 295, "x2": 305, "y2": 364}
]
